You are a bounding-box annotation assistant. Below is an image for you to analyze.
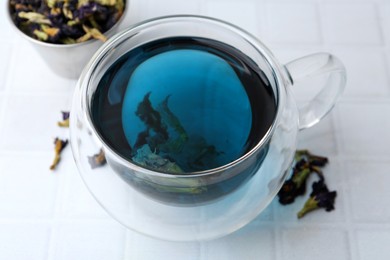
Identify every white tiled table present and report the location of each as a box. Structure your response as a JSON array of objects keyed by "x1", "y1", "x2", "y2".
[{"x1": 1, "y1": 0, "x2": 390, "y2": 259}]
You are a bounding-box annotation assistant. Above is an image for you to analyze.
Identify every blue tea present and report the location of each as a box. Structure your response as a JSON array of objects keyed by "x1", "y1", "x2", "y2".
[{"x1": 91, "y1": 37, "x2": 276, "y2": 204}]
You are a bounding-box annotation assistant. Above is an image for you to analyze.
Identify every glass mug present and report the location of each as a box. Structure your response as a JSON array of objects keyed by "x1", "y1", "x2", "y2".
[{"x1": 70, "y1": 15, "x2": 346, "y2": 241}]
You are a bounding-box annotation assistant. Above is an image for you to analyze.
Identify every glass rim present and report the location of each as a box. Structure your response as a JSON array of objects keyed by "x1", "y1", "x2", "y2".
[{"x1": 80, "y1": 15, "x2": 286, "y2": 178}]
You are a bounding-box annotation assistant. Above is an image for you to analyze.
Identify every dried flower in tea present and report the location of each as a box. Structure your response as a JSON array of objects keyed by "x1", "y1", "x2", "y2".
[
  {"x1": 132, "y1": 144, "x2": 183, "y2": 173},
  {"x1": 297, "y1": 180, "x2": 337, "y2": 218},
  {"x1": 57, "y1": 111, "x2": 70, "y2": 127},
  {"x1": 88, "y1": 148, "x2": 107, "y2": 169},
  {"x1": 9, "y1": 0, "x2": 125, "y2": 44},
  {"x1": 129, "y1": 92, "x2": 222, "y2": 173},
  {"x1": 50, "y1": 138, "x2": 68, "y2": 170}
]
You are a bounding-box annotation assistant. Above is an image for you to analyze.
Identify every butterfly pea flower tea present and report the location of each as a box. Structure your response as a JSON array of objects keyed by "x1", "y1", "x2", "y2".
[
  {"x1": 90, "y1": 37, "x2": 277, "y2": 204},
  {"x1": 91, "y1": 37, "x2": 277, "y2": 173},
  {"x1": 70, "y1": 15, "x2": 345, "y2": 221}
]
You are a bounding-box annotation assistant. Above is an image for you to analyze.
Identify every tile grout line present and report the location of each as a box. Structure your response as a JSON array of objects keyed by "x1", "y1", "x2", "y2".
[
  {"x1": 0, "y1": 40, "x2": 19, "y2": 149},
  {"x1": 373, "y1": 1, "x2": 386, "y2": 47},
  {"x1": 373, "y1": 0, "x2": 390, "y2": 99},
  {"x1": 339, "y1": 158, "x2": 358, "y2": 260},
  {"x1": 45, "y1": 157, "x2": 71, "y2": 260},
  {"x1": 314, "y1": 1, "x2": 325, "y2": 45},
  {"x1": 273, "y1": 226, "x2": 282, "y2": 260},
  {"x1": 348, "y1": 229, "x2": 360, "y2": 260},
  {"x1": 45, "y1": 222, "x2": 59, "y2": 260}
]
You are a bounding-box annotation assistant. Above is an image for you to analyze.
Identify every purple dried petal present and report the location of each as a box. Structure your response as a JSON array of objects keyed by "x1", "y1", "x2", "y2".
[
  {"x1": 310, "y1": 180, "x2": 337, "y2": 211},
  {"x1": 58, "y1": 111, "x2": 70, "y2": 127},
  {"x1": 14, "y1": 0, "x2": 42, "y2": 6},
  {"x1": 73, "y1": 2, "x2": 98, "y2": 20},
  {"x1": 297, "y1": 180, "x2": 337, "y2": 218},
  {"x1": 60, "y1": 24, "x2": 84, "y2": 38},
  {"x1": 61, "y1": 111, "x2": 70, "y2": 120}
]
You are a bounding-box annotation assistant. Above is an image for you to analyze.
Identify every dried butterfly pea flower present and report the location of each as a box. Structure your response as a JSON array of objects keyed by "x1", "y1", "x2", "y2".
[
  {"x1": 62, "y1": 3, "x2": 74, "y2": 20},
  {"x1": 58, "y1": 111, "x2": 70, "y2": 127},
  {"x1": 33, "y1": 29, "x2": 48, "y2": 41},
  {"x1": 88, "y1": 149, "x2": 107, "y2": 169},
  {"x1": 297, "y1": 180, "x2": 337, "y2": 218},
  {"x1": 77, "y1": 24, "x2": 107, "y2": 42},
  {"x1": 74, "y1": 2, "x2": 99, "y2": 20},
  {"x1": 42, "y1": 25, "x2": 60, "y2": 37},
  {"x1": 50, "y1": 138, "x2": 68, "y2": 170},
  {"x1": 18, "y1": 11, "x2": 52, "y2": 25},
  {"x1": 278, "y1": 149, "x2": 337, "y2": 219},
  {"x1": 278, "y1": 164, "x2": 311, "y2": 205},
  {"x1": 95, "y1": 0, "x2": 117, "y2": 6},
  {"x1": 295, "y1": 149, "x2": 328, "y2": 167},
  {"x1": 47, "y1": 0, "x2": 58, "y2": 9},
  {"x1": 60, "y1": 37, "x2": 77, "y2": 44},
  {"x1": 278, "y1": 150, "x2": 330, "y2": 205},
  {"x1": 9, "y1": 0, "x2": 125, "y2": 44},
  {"x1": 14, "y1": 3, "x2": 31, "y2": 12}
]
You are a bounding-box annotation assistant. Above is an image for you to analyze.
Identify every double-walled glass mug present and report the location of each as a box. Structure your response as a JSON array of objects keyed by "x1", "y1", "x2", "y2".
[{"x1": 70, "y1": 15, "x2": 346, "y2": 241}]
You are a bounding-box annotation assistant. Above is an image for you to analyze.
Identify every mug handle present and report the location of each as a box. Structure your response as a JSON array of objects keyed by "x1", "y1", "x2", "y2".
[{"x1": 285, "y1": 53, "x2": 347, "y2": 130}]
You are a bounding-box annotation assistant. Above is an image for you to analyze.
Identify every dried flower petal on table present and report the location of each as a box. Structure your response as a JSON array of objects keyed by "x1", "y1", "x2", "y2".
[
  {"x1": 297, "y1": 180, "x2": 337, "y2": 219},
  {"x1": 57, "y1": 111, "x2": 70, "y2": 127},
  {"x1": 278, "y1": 150, "x2": 329, "y2": 205},
  {"x1": 278, "y1": 166, "x2": 311, "y2": 205},
  {"x1": 295, "y1": 149, "x2": 328, "y2": 167},
  {"x1": 88, "y1": 148, "x2": 107, "y2": 169},
  {"x1": 50, "y1": 138, "x2": 68, "y2": 170},
  {"x1": 278, "y1": 149, "x2": 337, "y2": 219}
]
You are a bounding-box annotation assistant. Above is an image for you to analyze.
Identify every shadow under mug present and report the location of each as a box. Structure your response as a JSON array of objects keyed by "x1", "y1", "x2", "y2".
[{"x1": 71, "y1": 16, "x2": 346, "y2": 207}]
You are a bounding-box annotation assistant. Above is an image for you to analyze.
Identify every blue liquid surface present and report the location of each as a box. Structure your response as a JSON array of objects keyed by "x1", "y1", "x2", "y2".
[{"x1": 92, "y1": 37, "x2": 276, "y2": 173}]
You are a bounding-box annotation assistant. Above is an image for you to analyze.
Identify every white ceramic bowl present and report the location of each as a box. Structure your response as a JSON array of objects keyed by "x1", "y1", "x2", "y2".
[{"x1": 6, "y1": 1, "x2": 127, "y2": 79}]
